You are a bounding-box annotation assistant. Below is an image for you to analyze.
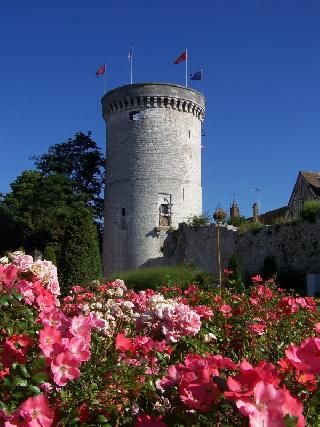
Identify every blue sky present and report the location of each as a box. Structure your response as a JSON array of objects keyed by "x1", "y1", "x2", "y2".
[{"x1": 1, "y1": 0, "x2": 319, "y2": 217}]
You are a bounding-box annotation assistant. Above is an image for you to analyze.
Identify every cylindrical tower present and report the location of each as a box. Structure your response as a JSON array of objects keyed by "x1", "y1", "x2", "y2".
[{"x1": 102, "y1": 83, "x2": 205, "y2": 275}]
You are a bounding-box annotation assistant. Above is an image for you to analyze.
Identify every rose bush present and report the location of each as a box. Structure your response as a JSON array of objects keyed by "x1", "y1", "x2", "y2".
[{"x1": 1, "y1": 253, "x2": 320, "y2": 426}]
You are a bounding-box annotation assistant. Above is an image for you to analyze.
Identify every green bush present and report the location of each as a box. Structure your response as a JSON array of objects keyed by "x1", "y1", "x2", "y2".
[
  {"x1": 186, "y1": 212, "x2": 211, "y2": 227},
  {"x1": 108, "y1": 265, "x2": 206, "y2": 291},
  {"x1": 301, "y1": 199, "x2": 320, "y2": 223},
  {"x1": 59, "y1": 204, "x2": 102, "y2": 292},
  {"x1": 227, "y1": 216, "x2": 246, "y2": 227},
  {"x1": 272, "y1": 216, "x2": 288, "y2": 226},
  {"x1": 238, "y1": 221, "x2": 264, "y2": 235},
  {"x1": 43, "y1": 244, "x2": 58, "y2": 265}
]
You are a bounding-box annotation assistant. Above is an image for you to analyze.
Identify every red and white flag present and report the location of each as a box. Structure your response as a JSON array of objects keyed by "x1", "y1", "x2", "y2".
[
  {"x1": 174, "y1": 50, "x2": 187, "y2": 64},
  {"x1": 96, "y1": 64, "x2": 106, "y2": 77}
]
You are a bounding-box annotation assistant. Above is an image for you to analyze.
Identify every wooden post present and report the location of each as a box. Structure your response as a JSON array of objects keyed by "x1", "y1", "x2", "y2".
[{"x1": 217, "y1": 223, "x2": 222, "y2": 294}]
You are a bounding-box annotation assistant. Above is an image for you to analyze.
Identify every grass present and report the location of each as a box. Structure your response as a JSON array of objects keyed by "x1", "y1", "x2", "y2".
[{"x1": 108, "y1": 265, "x2": 208, "y2": 291}]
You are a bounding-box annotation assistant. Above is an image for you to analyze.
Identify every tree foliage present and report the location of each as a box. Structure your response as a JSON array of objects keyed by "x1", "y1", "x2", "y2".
[
  {"x1": 0, "y1": 171, "x2": 77, "y2": 253},
  {"x1": 32, "y1": 131, "x2": 105, "y2": 221},
  {"x1": 0, "y1": 171, "x2": 102, "y2": 291},
  {"x1": 59, "y1": 203, "x2": 102, "y2": 291}
]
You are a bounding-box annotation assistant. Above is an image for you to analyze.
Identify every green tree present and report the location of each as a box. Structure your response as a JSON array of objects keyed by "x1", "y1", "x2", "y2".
[
  {"x1": 32, "y1": 131, "x2": 105, "y2": 221},
  {"x1": 0, "y1": 171, "x2": 102, "y2": 289},
  {"x1": 0, "y1": 171, "x2": 77, "y2": 254},
  {"x1": 59, "y1": 203, "x2": 102, "y2": 291}
]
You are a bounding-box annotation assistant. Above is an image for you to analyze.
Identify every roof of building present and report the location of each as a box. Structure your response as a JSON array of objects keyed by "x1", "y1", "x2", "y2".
[
  {"x1": 246, "y1": 206, "x2": 288, "y2": 225},
  {"x1": 301, "y1": 171, "x2": 320, "y2": 196}
]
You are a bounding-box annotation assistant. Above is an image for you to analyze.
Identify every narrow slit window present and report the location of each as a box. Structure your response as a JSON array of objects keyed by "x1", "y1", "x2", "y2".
[
  {"x1": 183, "y1": 188, "x2": 185, "y2": 200},
  {"x1": 188, "y1": 130, "x2": 191, "y2": 138},
  {"x1": 122, "y1": 208, "x2": 126, "y2": 216},
  {"x1": 129, "y1": 111, "x2": 142, "y2": 121}
]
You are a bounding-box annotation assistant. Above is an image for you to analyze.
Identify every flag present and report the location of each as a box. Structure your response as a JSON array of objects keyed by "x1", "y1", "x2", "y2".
[
  {"x1": 190, "y1": 70, "x2": 202, "y2": 80},
  {"x1": 174, "y1": 50, "x2": 187, "y2": 64},
  {"x1": 96, "y1": 64, "x2": 106, "y2": 77}
]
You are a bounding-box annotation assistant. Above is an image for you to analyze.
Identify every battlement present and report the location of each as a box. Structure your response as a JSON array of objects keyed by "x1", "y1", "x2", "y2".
[{"x1": 102, "y1": 82, "x2": 205, "y2": 121}]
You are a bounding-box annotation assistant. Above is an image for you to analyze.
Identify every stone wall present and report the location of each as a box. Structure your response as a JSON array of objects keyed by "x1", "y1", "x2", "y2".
[{"x1": 161, "y1": 222, "x2": 320, "y2": 275}]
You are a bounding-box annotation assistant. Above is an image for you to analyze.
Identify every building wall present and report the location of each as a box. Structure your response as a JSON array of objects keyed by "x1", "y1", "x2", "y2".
[
  {"x1": 161, "y1": 222, "x2": 320, "y2": 276},
  {"x1": 287, "y1": 174, "x2": 319, "y2": 219},
  {"x1": 102, "y1": 83, "x2": 205, "y2": 275}
]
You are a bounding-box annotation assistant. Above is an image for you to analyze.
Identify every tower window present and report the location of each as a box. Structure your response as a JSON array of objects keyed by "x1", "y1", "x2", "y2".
[
  {"x1": 160, "y1": 204, "x2": 169, "y2": 215},
  {"x1": 129, "y1": 111, "x2": 142, "y2": 121},
  {"x1": 188, "y1": 130, "x2": 191, "y2": 138},
  {"x1": 183, "y1": 188, "x2": 185, "y2": 200},
  {"x1": 122, "y1": 208, "x2": 126, "y2": 216},
  {"x1": 159, "y1": 201, "x2": 172, "y2": 226}
]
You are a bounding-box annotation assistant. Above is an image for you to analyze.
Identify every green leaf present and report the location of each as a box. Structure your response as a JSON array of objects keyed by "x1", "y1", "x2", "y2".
[
  {"x1": 0, "y1": 401, "x2": 7, "y2": 410},
  {"x1": 97, "y1": 415, "x2": 109, "y2": 423},
  {"x1": 19, "y1": 365, "x2": 30, "y2": 378},
  {"x1": 0, "y1": 295, "x2": 11, "y2": 306},
  {"x1": 284, "y1": 415, "x2": 298, "y2": 427},
  {"x1": 32, "y1": 372, "x2": 49, "y2": 383},
  {"x1": 28, "y1": 385, "x2": 41, "y2": 394},
  {"x1": 3, "y1": 377, "x2": 11, "y2": 388},
  {"x1": 32, "y1": 356, "x2": 45, "y2": 370},
  {"x1": 12, "y1": 391, "x2": 25, "y2": 398},
  {"x1": 13, "y1": 291, "x2": 23, "y2": 301},
  {"x1": 13, "y1": 377, "x2": 28, "y2": 387},
  {"x1": 6, "y1": 326, "x2": 13, "y2": 336}
]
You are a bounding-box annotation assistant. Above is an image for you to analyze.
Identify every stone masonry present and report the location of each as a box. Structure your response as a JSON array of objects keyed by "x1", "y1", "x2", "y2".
[
  {"x1": 161, "y1": 222, "x2": 320, "y2": 276},
  {"x1": 102, "y1": 83, "x2": 205, "y2": 275}
]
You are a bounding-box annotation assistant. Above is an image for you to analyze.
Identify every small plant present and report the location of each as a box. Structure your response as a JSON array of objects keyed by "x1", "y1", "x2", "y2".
[
  {"x1": 227, "y1": 216, "x2": 246, "y2": 227},
  {"x1": 186, "y1": 212, "x2": 211, "y2": 227},
  {"x1": 272, "y1": 216, "x2": 288, "y2": 226},
  {"x1": 238, "y1": 221, "x2": 264, "y2": 235},
  {"x1": 301, "y1": 199, "x2": 320, "y2": 223}
]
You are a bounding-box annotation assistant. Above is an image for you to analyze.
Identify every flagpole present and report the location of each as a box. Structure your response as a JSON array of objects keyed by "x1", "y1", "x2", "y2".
[
  {"x1": 200, "y1": 68, "x2": 203, "y2": 94},
  {"x1": 129, "y1": 44, "x2": 133, "y2": 84},
  {"x1": 185, "y1": 48, "x2": 188, "y2": 87},
  {"x1": 103, "y1": 63, "x2": 106, "y2": 95}
]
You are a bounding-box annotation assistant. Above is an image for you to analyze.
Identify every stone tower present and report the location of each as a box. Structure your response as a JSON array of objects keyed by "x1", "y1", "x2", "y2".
[
  {"x1": 230, "y1": 201, "x2": 240, "y2": 218},
  {"x1": 102, "y1": 83, "x2": 205, "y2": 275}
]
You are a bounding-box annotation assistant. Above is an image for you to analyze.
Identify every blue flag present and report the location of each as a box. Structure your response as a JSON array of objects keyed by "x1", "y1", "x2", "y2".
[{"x1": 190, "y1": 70, "x2": 202, "y2": 80}]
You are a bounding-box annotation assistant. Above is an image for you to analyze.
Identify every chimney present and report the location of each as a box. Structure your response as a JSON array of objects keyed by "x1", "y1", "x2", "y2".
[{"x1": 230, "y1": 201, "x2": 240, "y2": 218}]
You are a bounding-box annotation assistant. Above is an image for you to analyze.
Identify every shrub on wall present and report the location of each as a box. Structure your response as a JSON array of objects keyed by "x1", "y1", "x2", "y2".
[
  {"x1": 227, "y1": 216, "x2": 246, "y2": 227},
  {"x1": 238, "y1": 221, "x2": 264, "y2": 235},
  {"x1": 301, "y1": 199, "x2": 320, "y2": 223},
  {"x1": 186, "y1": 212, "x2": 211, "y2": 227}
]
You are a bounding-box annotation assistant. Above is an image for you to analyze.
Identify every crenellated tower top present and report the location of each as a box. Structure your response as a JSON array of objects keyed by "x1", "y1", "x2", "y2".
[{"x1": 102, "y1": 82, "x2": 205, "y2": 121}]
